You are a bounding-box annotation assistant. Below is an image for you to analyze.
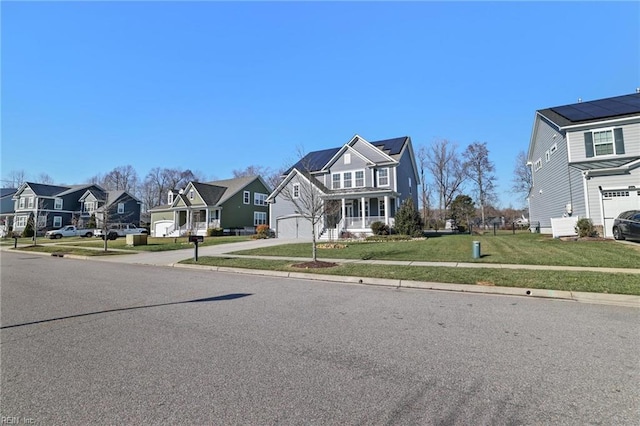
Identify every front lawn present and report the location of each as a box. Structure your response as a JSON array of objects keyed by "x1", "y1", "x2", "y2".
[
  {"x1": 15, "y1": 245, "x2": 131, "y2": 256},
  {"x1": 60, "y1": 235, "x2": 252, "y2": 251},
  {"x1": 181, "y1": 256, "x2": 640, "y2": 295},
  {"x1": 230, "y1": 233, "x2": 640, "y2": 269}
]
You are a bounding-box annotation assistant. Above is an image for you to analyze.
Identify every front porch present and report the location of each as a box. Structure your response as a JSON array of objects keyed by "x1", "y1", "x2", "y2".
[
  {"x1": 159, "y1": 208, "x2": 221, "y2": 237},
  {"x1": 320, "y1": 195, "x2": 397, "y2": 240}
]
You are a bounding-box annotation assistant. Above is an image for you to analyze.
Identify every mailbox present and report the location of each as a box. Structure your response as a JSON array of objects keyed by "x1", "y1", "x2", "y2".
[{"x1": 189, "y1": 235, "x2": 204, "y2": 243}]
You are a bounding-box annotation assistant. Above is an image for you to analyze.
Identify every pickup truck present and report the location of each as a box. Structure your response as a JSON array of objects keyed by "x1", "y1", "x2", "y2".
[
  {"x1": 45, "y1": 225, "x2": 95, "y2": 239},
  {"x1": 94, "y1": 223, "x2": 148, "y2": 240}
]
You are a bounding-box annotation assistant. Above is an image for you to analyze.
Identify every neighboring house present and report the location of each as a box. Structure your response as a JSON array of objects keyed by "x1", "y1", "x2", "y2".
[
  {"x1": 148, "y1": 176, "x2": 271, "y2": 237},
  {"x1": 267, "y1": 134, "x2": 420, "y2": 239},
  {"x1": 527, "y1": 92, "x2": 640, "y2": 237},
  {"x1": 1, "y1": 188, "x2": 18, "y2": 237},
  {"x1": 78, "y1": 187, "x2": 142, "y2": 228},
  {"x1": 11, "y1": 182, "x2": 141, "y2": 234}
]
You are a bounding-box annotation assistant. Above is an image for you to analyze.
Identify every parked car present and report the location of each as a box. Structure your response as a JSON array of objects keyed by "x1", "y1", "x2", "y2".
[
  {"x1": 45, "y1": 225, "x2": 94, "y2": 239},
  {"x1": 612, "y1": 210, "x2": 640, "y2": 241},
  {"x1": 95, "y1": 223, "x2": 148, "y2": 240}
]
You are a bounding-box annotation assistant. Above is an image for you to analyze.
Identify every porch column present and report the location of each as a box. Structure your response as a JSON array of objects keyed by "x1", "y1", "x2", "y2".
[
  {"x1": 173, "y1": 210, "x2": 177, "y2": 229},
  {"x1": 341, "y1": 199, "x2": 346, "y2": 229},
  {"x1": 384, "y1": 195, "x2": 390, "y2": 225},
  {"x1": 361, "y1": 197, "x2": 366, "y2": 228},
  {"x1": 205, "y1": 209, "x2": 210, "y2": 229}
]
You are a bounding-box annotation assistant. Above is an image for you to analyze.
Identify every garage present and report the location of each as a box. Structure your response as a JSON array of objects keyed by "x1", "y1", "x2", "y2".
[
  {"x1": 276, "y1": 215, "x2": 313, "y2": 239},
  {"x1": 153, "y1": 220, "x2": 174, "y2": 237},
  {"x1": 601, "y1": 188, "x2": 640, "y2": 238}
]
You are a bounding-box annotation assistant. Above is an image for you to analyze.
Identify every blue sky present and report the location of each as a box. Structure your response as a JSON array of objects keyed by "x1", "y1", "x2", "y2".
[{"x1": 2, "y1": 1, "x2": 638, "y2": 208}]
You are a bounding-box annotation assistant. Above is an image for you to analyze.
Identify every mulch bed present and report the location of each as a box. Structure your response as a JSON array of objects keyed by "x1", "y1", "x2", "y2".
[{"x1": 292, "y1": 260, "x2": 338, "y2": 269}]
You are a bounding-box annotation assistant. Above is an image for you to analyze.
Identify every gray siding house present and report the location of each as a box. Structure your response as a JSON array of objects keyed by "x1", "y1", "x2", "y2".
[
  {"x1": 268, "y1": 135, "x2": 420, "y2": 239},
  {"x1": 528, "y1": 93, "x2": 640, "y2": 237},
  {"x1": 1, "y1": 188, "x2": 17, "y2": 236},
  {"x1": 12, "y1": 182, "x2": 141, "y2": 234}
]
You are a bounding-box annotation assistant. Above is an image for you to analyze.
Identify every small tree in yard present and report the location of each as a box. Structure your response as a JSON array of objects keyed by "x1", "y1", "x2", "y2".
[
  {"x1": 394, "y1": 198, "x2": 423, "y2": 237},
  {"x1": 575, "y1": 218, "x2": 597, "y2": 238}
]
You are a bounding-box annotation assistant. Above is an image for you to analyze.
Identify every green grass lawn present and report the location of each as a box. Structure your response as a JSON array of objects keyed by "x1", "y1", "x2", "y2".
[
  {"x1": 55, "y1": 235, "x2": 253, "y2": 252},
  {"x1": 230, "y1": 233, "x2": 640, "y2": 269},
  {"x1": 15, "y1": 245, "x2": 131, "y2": 256},
  {"x1": 182, "y1": 256, "x2": 640, "y2": 296}
]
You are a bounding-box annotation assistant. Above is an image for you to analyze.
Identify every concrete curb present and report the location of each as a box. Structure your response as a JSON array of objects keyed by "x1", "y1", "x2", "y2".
[{"x1": 170, "y1": 263, "x2": 640, "y2": 308}]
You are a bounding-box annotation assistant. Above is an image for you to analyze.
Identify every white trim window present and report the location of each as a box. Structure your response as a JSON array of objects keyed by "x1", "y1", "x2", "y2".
[
  {"x1": 379, "y1": 198, "x2": 386, "y2": 217},
  {"x1": 15, "y1": 215, "x2": 28, "y2": 228},
  {"x1": 254, "y1": 211, "x2": 267, "y2": 226},
  {"x1": 254, "y1": 193, "x2": 267, "y2": 206},
  {"x1": 545, "y1": 150, "x2": 550, "y2": 163},
  {"x1": 550, "y1": 143, "x2": 558, "y2": 155},
  {"x1": 378, "y1": 168, "x2": 389, "y2": 186},
  {"x1": 28, "y1": 197, "x2": 34, "y2": 208},
  {"x1": 37, "y1": 214, "x2": 46, "y2": 228},
  {"x1": 593, "y1": 129, "x2": 614, "y2": 156},
  {"x1": 85, "y1": 201, "x2": 96, "y2": 213},
  {"x1": 19, "y1": 198, "x2": 25, "y2": 209},
  {"x1": 54, "y1": 198, "x2": 63, "y2": 210},
  {"x1": 117, "y1": 203, "x2": 125, "y2": 214},
  {"x1": 243, "y1": 191, "x2": 250, "y2": 204},
  {"x1": 344, "y1": 153, "x2": 351, "y2": 165},
  {"x1": 292, "y1": 183, "x2": 300, "y2": 199},
  {"x1": 355, "y1": 170, "x2": 364, "y2": 187},
  {"x1": 332, "y1": 174, "x2": 341, "y2": 189},
  {"x1": 189, "y1": 190, "x2": 195, "y2": 200},
  {"x1": 53, "y1": 216, "x2": 62, "y2": 228},
  {"x1": 343, "y1": 172, "x2": 353, "y2": 189},
  {"x1": 534, "y1": 158, "x2": 542, "y2": 172}
]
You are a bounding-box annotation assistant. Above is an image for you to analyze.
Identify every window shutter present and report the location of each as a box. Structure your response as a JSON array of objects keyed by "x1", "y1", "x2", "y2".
[
  {"x1": 584, "y1": 132, "x2": 594, "y2": 158},
  {"x1": 614, "y1": 128, "x2": 625, "y2": 155}
]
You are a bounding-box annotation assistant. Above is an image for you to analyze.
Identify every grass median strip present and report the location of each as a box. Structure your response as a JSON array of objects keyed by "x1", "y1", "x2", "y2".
[
  {"x1": 14, "y1": 245, "x2": 132, "y2": 256},
  {"x1": 181, "y1": 256, "x2": 640, "y2": 296}
]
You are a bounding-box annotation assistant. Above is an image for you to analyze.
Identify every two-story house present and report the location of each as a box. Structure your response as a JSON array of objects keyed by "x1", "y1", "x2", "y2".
[
  {"x1": 268, "y1": 135, "x2": 420, "y2": 239},
  {"x1": 1, "y1": 188, "x2": 18, "y2": 236},
  {"x1": 527, "y1": 92, "x2": 640, "y2": 237},
  {"x1": 148, "y1": 176, "x2": 271, "y2": 237},
  {"x1": 78, "y1": 187, "x2": 143, "y2": 228},
  {"x1": 12, "y1": 182, "x2": 141, "y2": 234}
]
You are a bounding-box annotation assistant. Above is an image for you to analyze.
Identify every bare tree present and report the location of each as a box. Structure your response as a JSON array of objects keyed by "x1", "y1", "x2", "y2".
[
  {"x1": 463, "y1": 142, "x2": 497, "y2": 228},
  {"x1": 511, "y1": 150, "x2": 533, "y2": 205},
  {"x1": 416, "y1": 145, "x2": 434, "y2": 227},
  {"x1": 233, "y1": 164, "x2": 284, "y2": 191},
  {"x1": 2, "y1": 169, "x2": 27, "y2": 187},
  {"x1": 276, "y1": 150, "x2": 340, "y2": 262},
  {"x1": 102, "y1": 165, "x2": 139, "y2": 192},
  {"x1": 35, "y1": 173, "x2": 54, "y2": 184},
  {"x1": 425, "y1": 139, "x2": 466, "y2": 221}
]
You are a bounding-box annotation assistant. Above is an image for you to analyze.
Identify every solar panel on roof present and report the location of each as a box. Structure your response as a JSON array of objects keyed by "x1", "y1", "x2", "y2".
[
  {"x1": 372, "y1": 137, "x2": 406, "y2": 155},
  {"x1": 291, "y1": 147, "x2": 340, "y2": 172},
  {"x1": 550, "y1": 93, "x2": 640, "y2": 123}
]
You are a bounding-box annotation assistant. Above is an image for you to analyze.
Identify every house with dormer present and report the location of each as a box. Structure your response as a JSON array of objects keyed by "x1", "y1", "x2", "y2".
[
  {"x1": 267, "y1": 135, "x2": 420, "y2": 239},
  {"x1": 148, "y1": 176, "x2": 271, "y2": 237},
  {"x1": 528, "y1": 93, "x2": 640, "y2": 237},
  {"x1": 11, "y1": 182, "x2": 141, "y2": 234}
]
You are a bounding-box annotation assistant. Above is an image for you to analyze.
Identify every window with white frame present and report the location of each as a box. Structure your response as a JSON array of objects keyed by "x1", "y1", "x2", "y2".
[
  {"x1": 254, "y1": 211, "x2": 267, "y2": 226},
  {"x1": 550, "y1": 143, "x2": 558, "y2": 155},
  {"x1": 344, "y1": 153, "x2": 351, "y2": 165},
  {"x1": 54, "y1": 198, "x2": 63, "y2": 210},
  {"x1": 332, "y1": 174, "x2": 341, "y2": 189},
  {"x1": 53, "y1": 216, "x2": 62, "y2": 228},
  {"x1": 189, "y1": 190, "x2": 195, "y2": 200},
  {"x1": 343, "y1": 172, "x2": 352, "y2": 188},
  {"x1": 28, "y1": 197, "x2": 34, "y2": 208},
  {"x1": 15, "y1": 216, "x2": 27, "y2": 228},
  {"x1": 378, "y1": 168, "x2": 389, "y2": 186},
  {"x1": 117, "y1": 203, "x2": 125, "y2": 214},
  {"x1": 409, "y1": 177, "x2": 412, "y2": 194},
  {"x1": 254, "y1": 193, "x2": 267, "y2": 206},
  {"x1": 37, "y1": 214, "x2": 46, "y2": 228},
  {"x1": 85, "y1": 201, "x2": 95, "y2": 213},
  {"x1": 292, "y1": 183, "x2": 300, "y2": 199},
  {"x1": 19, "y1": 198, "x2": 25, "y2": 209},
  {"x1": 379, "y1": 198, "x2": 386, "y2": 217},
  {"x1": 168, "y1": 192, "x2": 174, "y2": 204},
  {"x1": 243, "y1": 191, "x2": 250, "y2": 204},
  {"x1": 355, "y1": 171, "x2": 364, "y2": 187},
  {"x1": 545, "y1": 150, "x2": 550, "y2": 163},
  {"x1": 593, "y1": 129, "x2": 614, "y2": 156},
  {"x1": 534, "y1": 158, "x2": 542, "y2": 172}
]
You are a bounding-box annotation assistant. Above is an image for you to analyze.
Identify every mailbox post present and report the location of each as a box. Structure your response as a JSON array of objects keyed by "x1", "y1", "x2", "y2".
[{"x1": 189, "y1": 235, "x2": 204, "y2": 261}]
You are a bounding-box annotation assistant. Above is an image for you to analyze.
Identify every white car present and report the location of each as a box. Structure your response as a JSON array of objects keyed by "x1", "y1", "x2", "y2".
[{"x1": 95, "y1": 223, "x2": 148, "y2": 240}]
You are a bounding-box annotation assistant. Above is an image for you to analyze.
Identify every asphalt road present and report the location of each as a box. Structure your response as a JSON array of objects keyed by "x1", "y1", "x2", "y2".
[{"x1": 1, "y1": 251, "x2": 638, "y2": 425}]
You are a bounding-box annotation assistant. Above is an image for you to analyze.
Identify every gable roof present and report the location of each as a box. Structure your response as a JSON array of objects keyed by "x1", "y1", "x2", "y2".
[
  {"x1": 1, "y1": 188, "x2": 17, "y2": 199},
  {"x1": 538, "y1": 93, "x2": 640, "y2": 128},
  {"x1": 286, "y1": 135, "x2": 411, "y2": 174}
]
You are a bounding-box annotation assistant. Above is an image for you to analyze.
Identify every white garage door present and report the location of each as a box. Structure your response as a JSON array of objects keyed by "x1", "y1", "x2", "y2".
[
  {"x1": 153, "y1": 220, "x2": 174, "y2": 237},
  {"x1": 601, "y1": 189, "x2": 640, "y2": 238},
  {"x1": 276, "y1": 215, "x2": 313, "y2": 239}
]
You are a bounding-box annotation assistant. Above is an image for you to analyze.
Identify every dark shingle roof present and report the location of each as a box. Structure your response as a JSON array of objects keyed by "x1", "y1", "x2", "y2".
[
  {"x1": 24, "y1": 182, "x2": 72, "y2": 197},
  {"x1": 539, "y1": 93, "x2": 640, "y2": 127},
  {"x1": 191, "y1": 182, "x2": 227, "y2": 205},
  {"x1": 1, "y1": 188, "x2": 17, "y2": 198},
  {"x1": 371, "y1": 137, "x2": 409, "y2": 156}
]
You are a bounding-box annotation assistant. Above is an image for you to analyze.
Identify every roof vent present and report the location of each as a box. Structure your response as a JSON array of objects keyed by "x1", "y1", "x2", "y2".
[{"x1": 578, "y1": 98, "x2": 582, "y2": 103}]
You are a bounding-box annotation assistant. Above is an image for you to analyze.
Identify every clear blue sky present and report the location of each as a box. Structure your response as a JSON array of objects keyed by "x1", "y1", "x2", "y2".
[{"x1": 2, "y1": 1, "x2": 638, "y2": 208}]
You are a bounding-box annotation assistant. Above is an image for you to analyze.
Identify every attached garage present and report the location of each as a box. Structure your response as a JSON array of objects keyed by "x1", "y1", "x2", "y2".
[
  {"x1": 601, "y1": 188, "x2": 640, "y2": 238},
  {"x1": 275, "y1": 215, "x2": 313, "y2": 239},
  {"x1": 153, "y1": 220, "x2": 174, "y2": 237}
]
